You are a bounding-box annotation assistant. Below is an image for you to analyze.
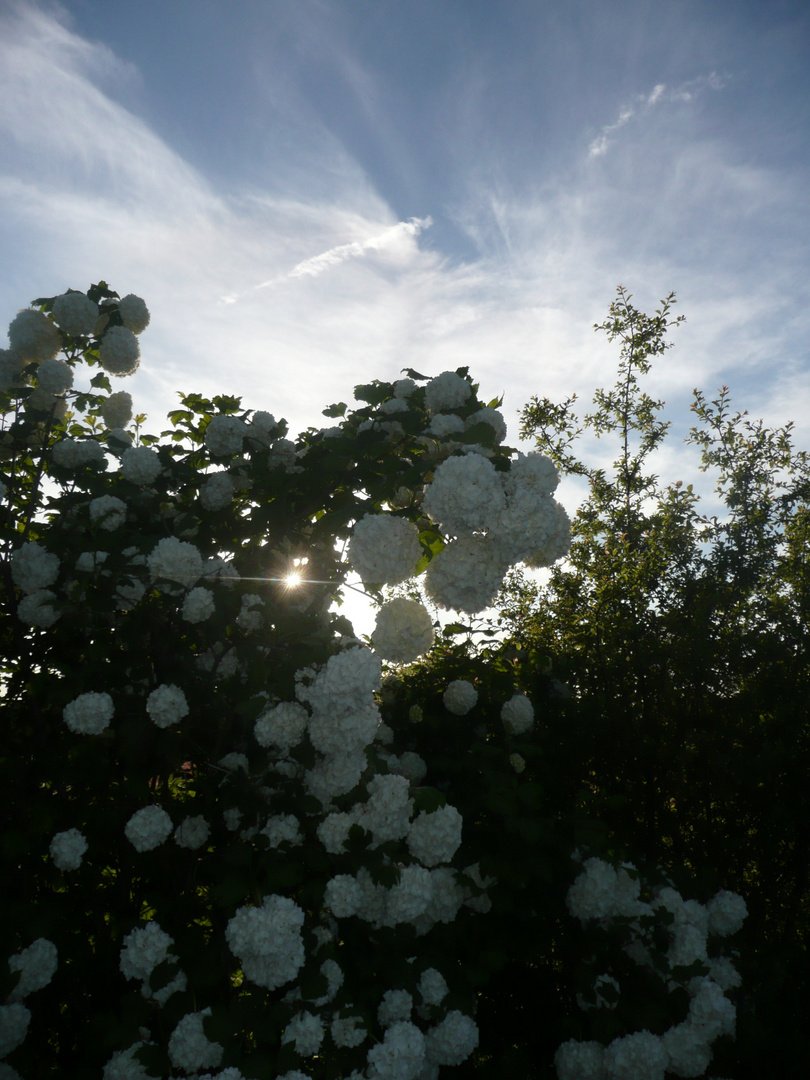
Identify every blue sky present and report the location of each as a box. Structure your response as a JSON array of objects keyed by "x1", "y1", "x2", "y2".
[{"x1": 1, "y1": 0, "x2": 809, "y2": 503}]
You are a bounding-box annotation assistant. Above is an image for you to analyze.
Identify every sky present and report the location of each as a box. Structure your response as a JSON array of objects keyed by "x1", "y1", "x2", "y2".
[{"x1": 1, "y1": 0, "x2": 809, "y2": 533}]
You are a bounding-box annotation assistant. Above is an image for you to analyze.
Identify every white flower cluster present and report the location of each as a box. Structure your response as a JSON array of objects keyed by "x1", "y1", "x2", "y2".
[
  {"x1": 281, "y1": 1011, "x2": 324, "y2": 1056},
  {"x1": 168, "y1": 1009, "x2": 223, "y2": 1073},
  {"x1": 371, "y1": 598, "x2": 435, "y2": 663},
  {"x1": 121, "y1": 446, "x2": 161, "y2": 486},
  {"x1": 254, "y1": 701, "x2": 308, "y2": 753},
  {"x1": 200, "y1": 471, "x2": 235, "y2": 511},
  {"x1": 417, "y1": 967, "x2": 449, "y2": 1007},
  {"x1": 407, "y1": 805, "x2": 463, "y2": 867},
  {"x1": 262, "y1": 813, "x2": 302, "y2": 848},
  {"x1": 366, "y1": 1020, "x2": 425, "y2": 1080},
  {"x1": 36, "y1": 358, "x2": 73, "y2": 395},
  {"x1": 90, "y1": 494, "x2": 127, "y2": 530},
  {"x1": 424, "y1": 533, "x2": 507, "y2": 615},
  {"x1": 124, "y1": 806, "x2": 173, "y2": 852},
  {"x1": 8, "y1": 309, "x2": 60, "y2": 363},
  {"x1": 205, "y1": 414, "x2": 247, "y2": 457},
  {"x1": 225, "y1": 895, "x2": 306, "y2": 990},
  {"x1": 560, "y1": 859, "x2": 746, "y2": 1080},
  {"x1": 99, "y1": 326, "x2": 140, "y2": 376},
  {"x1": 422, "y1": 454, "x2": 505, "y2": 536},
  {"x1": 424, "y1": 371, "x2": 472, "y2": 413},
  {"x1": 100, "y1": 391, "x2": 133, "y2": 429},
  {"x1": 117, "y1": 295, "x2": 150, "y2": 335},
  {"x1": 443, "y1": 680, "x2": 478, "y2": 715},
  {"x1": 501, "y1": 693, "x2": 534, "y2": 734},
  {"x1": 182, "y1": 586, "x2": 215, "y2": 623},
  {"x1": 52, "y1": 437, "x2": 106, "y2": 469},
  {"x1": 102, "y1": 1041, "x2": 154, "y2": 1080},
  {"x1": 7, "y1": 939, "x2": 58, "y2": 1002},
  {"x1": 63, "y1": 691, "x2": 114, "y2": 735},
  {"x1": 146, "y1": 684, "x2": 188, "y2": 728},
  {"x1": 331, "y1": 1014, "x2": 367, "y2": 1048},
  {"x1": 147, "y1": 537, "x2": 203, "y2": 590},
  {"x1": 11, "y1": 542, "x2": 60, "y2": 594},
  {"x1": 52, "y1": 292, "x2": 98, "y2": 337},
  {"x1": 0, "y1": 1002, "x2": 30, "y2": 1060},
  {"x1": 119, "y1": 921, "x2": 173, "y2": 984},
  {"x1": 424, "y1": 1010, "x2": 479, "y2": 1067},
  {"x1": 16, "y1": 589, "x2": 59, "y2": 627},
  {"x1": 49, "y1": 827, "x2": 88, "y2": 871},
  {"x1": 347, "y1": 514, "x2": 422, "y2": 585},
  {"x1": 174, "y1": 815, "x2": 210, "y2": 850}
]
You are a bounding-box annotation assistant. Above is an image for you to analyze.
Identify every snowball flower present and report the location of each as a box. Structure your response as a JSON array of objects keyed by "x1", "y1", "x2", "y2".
[
  {"x1": 119, "y1": 922, "x2": 174, "y2": 983},
  {"x1": 418, "y1": 968, "x2": 449, "y2": 1006},
  {"x1": 706, "y1": 890, "x2": 747, "y2": 937},
  {"x1": 262, "y1": 814, "x2": 302, "y2": 848},
  {"x1": 324, "y1": 874, "x2": 364, "y2": 918},
  {"x1": 422, "y1": 453, "x2": 505, "y2": 535},
  {"x1": 426, "y1": 413, "x2": 465, "y2": 438},
  {"x1": 509, "y1": 753, "x2": 526, "y2": 773},
  {"x1": 504, "y1": 451, "x2": 559, "y2": 495},
  {"x1": 174, "y1": 815, "x2": 210, "y2": 850},
  {"x1": 117, "y1": 294, "x2": 150, "y2": 334},
  {"x1": 465, "y1": 407, "x2": 507, "y2": 443},
  {"x1": 407, "y1": 804, "x2": 463, "y2": 867},
  {"x1": 168, "y1": 1009, "x2": 223, "y2": 1073},
  {"x1": 200, "y1": 472, "x2": 235, "y2": 511},
  {"x1": 366, "y1": 1021, "x2": 426, "y2": 1080},
  {"x1": 443, "y1": 679, "x2": 477, "y2": 715},
  {"x1": 424, "y1": 534, "x2": 508, "y2": 615},
  {"x1": 36, "y1": 358, "x2": 73, "y2": 395},
  {"x1": 424, "y1": 371, "x2": 472, "y2": 412},
  {"x1": 348, "y1": 514, "x2": 422, "y2": 585},
  {"x1": 254, "y1": 701, "x2": 308, "y2": 752},
  {"x1": 16, "y1": 589, "x2": 59, "y2": 627},
  {"x1": 100, "y1": 391, "x2": 133, "y2": 429},
  {"x1": 372, "y1": 598, "x2": 435, "y2": 663},
  {"x1": 99, "y1": 326, "x2": 140, "y2": 376},
  {"x1": 90, "y1": 494, "x2": 127, "y2": 531},
  {"x1": 661, "y1": 1023, "x2": 713, "y2": 1078},
  {"x1": 424, "y1": 1011, "x2": 479, "y2": 1067},
  {"x1": 0, "y1": 1003, "x2": 31, "y2": 1059},
  {"x1": 331, "y1": 1015, "x2": 367, "y2": 1048},
  {"x1": 147, "y1": 537, "x2": 203, "y2": 589},
  {"x1": 554, "y1": 1040, "x2": 606, "y2": 1080},
  {"x1": 205, "y1": 414, "x2": 247, "y2": 457},
  {"x1": 146, "y1": 684, "x2": 189, "y2": 729},
  {"x1": 124, "y1": 806, "x2": 173, "y2": 852},
  {"x1": 603, "y1": 1031, "x2": 667, "y2": 1080},
  {"x1": 102, "y1": 1042, "x2": 155, "y2": 1080},
  {"x1": 501, "y1": 693, "x2": 534, "y2": 734},
  {"x1": 7, "y1": 939, "x2": 58, "y2": 1002},
  {"x1": 8, "y1": 308, "x2": 60, "y2": 363},
  {"x1": 282, "y1": 1011, "x2": 324, "y2": 1057},
  {"x1": 63, "y1": 691, "x2": 114, "y2": 735},
  {"x1": 11, "y1": 542, "x2": 59, "y2": 594},
  {"x1": 52, "y1": 437, "x2": 106, "y2": 468},
  {"x1": 386, "y1": 865, "x2": 434, "y2": 924},
  {"x1": 51, "y1": 292, "x2": 98, "y2": 337},
  {"x1": 225, "y1": 895, "x2": 306, "y2": 990},
  {"x1": 49, "y1": 828, "x2": 88, "y2": 871},
  {"x1": 182, "y1": 586, "x2": 215, "y2": 623},
  {"x1": 378, "y1": 989, "x2": 413, "y2": 1028},
  {"x1": 121, "y1": 446, "x2": 161, "y2": 486}
]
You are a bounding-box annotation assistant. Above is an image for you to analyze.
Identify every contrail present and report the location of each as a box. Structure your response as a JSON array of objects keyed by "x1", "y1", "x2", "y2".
[{"x1": 220, "y1": 216, "x2": 432, "y2": 303}]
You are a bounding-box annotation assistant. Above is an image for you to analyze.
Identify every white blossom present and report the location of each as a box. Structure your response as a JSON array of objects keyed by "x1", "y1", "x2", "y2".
[
  {"x1": 99, "y1": 326, "x2": 140, "y2": 376},
  {"x1": 90, "y1": 495, "x2": 127, "y2": 531},
  {"x1": 102, "y1": 1042, "x2": 154, "y2": 1080},
  {"x1": 146, "y1": 684, "x2": 188, "y2": 729},
  {"x1": 424, "y1": 535, "x2": 508, "y2": 614},
  {"x1": 424, "y1": 371, "x2": 472, "y2": 413},
  {"x1": 0, "y1": 1003, "x2": 31, "y2": 1060},
  {"x1": 182, "y1": 586, "x2": 215, "y2": 623},
  {"x1": 49, "y1": 828, "x2": 88, "y2": 871},
  {"x1": 348, "y1": 514, "x2": 422, "y2": 585},
  {"x1": 117, "y1": 295, "x2": 150, "y2": 334},
  {"x1": 36, "y1": 358, "x2": 73, "y2": 395},
  {"x1": 205, "y1": 414, "x2": 247, "y2": 457},
  {"x1": 147, "y1": 537, "x2": 203, "y2": 590},
  {"x1": 418, "y1": 968, "x2": 449, "y2": 1006},
  {"x1": 174, "y1": 814, "x2": 210, "y2": 850},
  {"x1": 254, "y1": 702, "x2": 308, "y2": 752},
  {"x1": 100, "y1": 391, "x2": 133, "y2": 429},
  {"x1": 424, "y1": 1010, "x2": 479, "y2": 1067},
  {"x1": 331, "y1": 1015, "x2": 367, "y2": 1048},
  {"x1": 282, "y1": 1011, "x2": 324, "y2": 1056},
  {"x1": 554, "y1": 1039, "x2": 606, "y2": 1080},
  {"x1": 359, "y1": 774, "x2": 414, "y2": 846},
  {"x1": 261, "y1": 814, "x2": 302, "y2": 848},
  {"x1": 603, "y1": 1031, "x2": 668, "y2": 1080},
  {"x1": 661, "y1": 1023, "x2": 713, "y2": 1078},
  {"x1": 200, "y1": 472, "x2": 235, "y2": 511},
  {"x1": 8, "y1": 309, "x2": 60, "y2": 363},
  {"x1": 367, "y1": 1020, "x2": 426, "y2": 1080},
  {"x1": 407, "y1": 804, "x2": 463, "y2": 867},
  {"x1": 168, "y1": 1009, "x2": 223, "y2": 1073},
  {"x1": 372, "y1": 598, "x2": 435, "y2": 663},
  {"x1": 63, "y1": 691, "x2": 114, "y2": 735},
  {"x1": 51, "y1": 292, "x2": 98, "y2": 337},
  {"x1": 378, "y1": 989, "x2": 413, "y2": 1027},
  {"x1": 52, "y1": 437, "x2": 106, "y2": 468},
  {"x1": 501, "y1": 693, "x2": 534, "y2": 734},
  {"x1": 119, "y1": 922, "x2": 174, "y2": 983},
  {"x1": 422, "y1": 453, "x2": 505, "y2": 535},
  {"x1": 11, "y1": 542, "x2": 60, "y2": 594},
  {"x1": 426, "y1": 413, "x2": 465, "y2": 438},
  {"x1": 121, "y1": 446, "x2": 161, "y2": 486},
  {"x1": 7, "y1": 939, "x2": 58, "y2": 1002},
  {"x1": 706, "y1": 890, "x2": 747, "y2": 937},
  {"x1": 465, "y1": 407, "x2": 507, "y2": 443},
  {"x1": 443, "y1": 680, "x2": 477, "y2": 715},
  {"x1": 17, "y1": 589, "x2": 59, "y2": 627},
  {"x1": 124, "y1": 806, "x2": 173, "y2": 852},
  {"x1": 225, "y1": 895, "x2": 306, "y2": 991}
]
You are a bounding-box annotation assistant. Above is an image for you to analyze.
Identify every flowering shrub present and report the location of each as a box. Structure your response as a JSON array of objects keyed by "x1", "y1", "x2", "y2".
[{"x1": 0, "y1": 282, "x2": 750, "y2": 1078}]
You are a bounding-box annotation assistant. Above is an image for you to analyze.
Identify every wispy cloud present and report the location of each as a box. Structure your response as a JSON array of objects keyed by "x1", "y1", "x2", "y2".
[{"x1": 588, "y1": 73, "x2": 728, "y2": 157}]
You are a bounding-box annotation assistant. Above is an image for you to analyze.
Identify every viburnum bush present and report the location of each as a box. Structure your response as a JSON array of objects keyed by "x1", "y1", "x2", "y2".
[{"x1": 0, "y1": 284, "x2": 748, "y2": 1079}]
